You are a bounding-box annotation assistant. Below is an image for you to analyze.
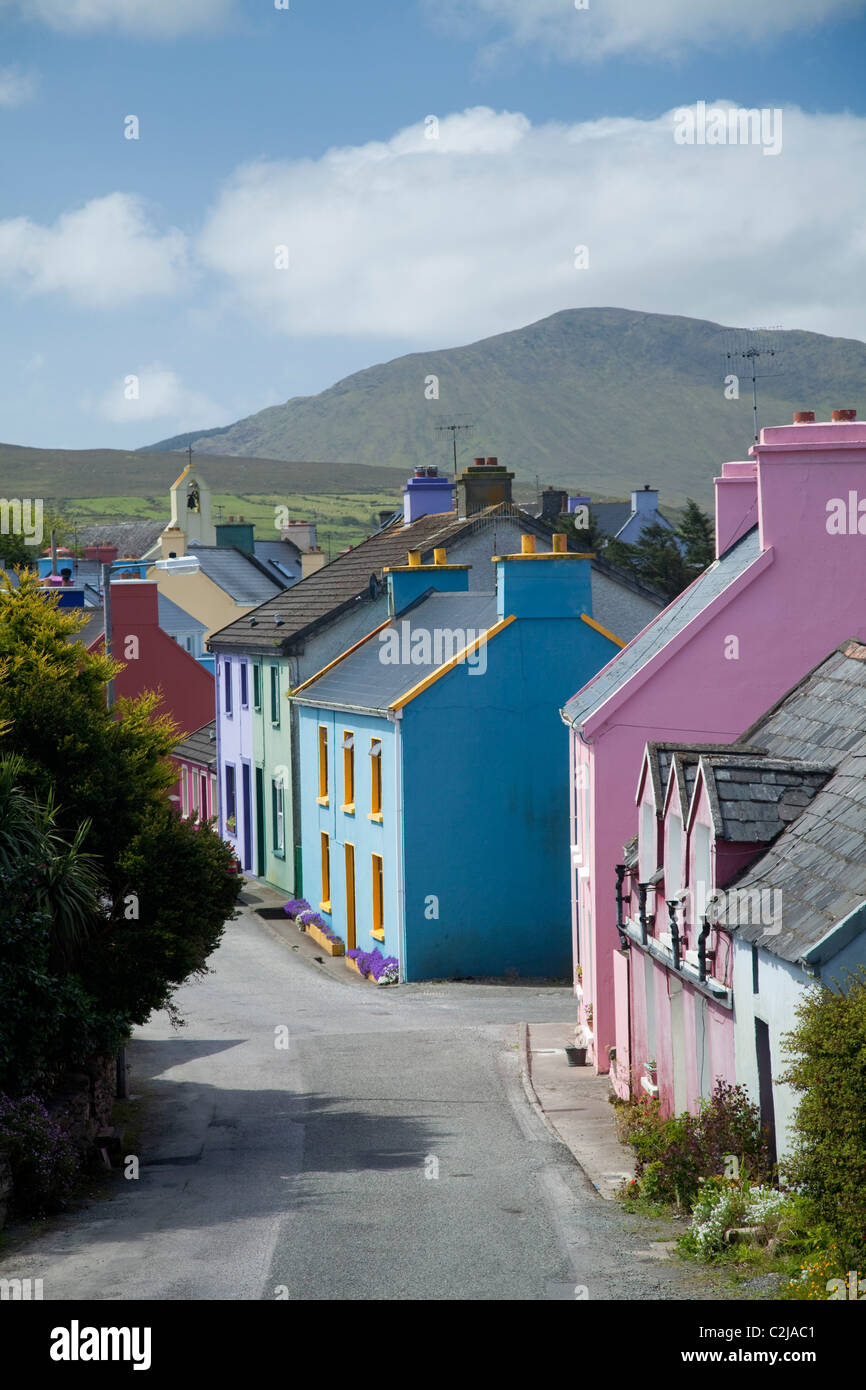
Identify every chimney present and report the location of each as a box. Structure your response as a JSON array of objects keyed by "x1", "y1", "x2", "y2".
[
  {"x1": 541, "y1": 487, "x2": 568, "y2": 524},
  {"x1": 280, "y1": 520, "x2": 317, "y2": 552},
  {"x1": 714, "y1": 460, "x2": 758, "y2": 557},
  {"x1": 832, "y1": 408, "x2": 857, "y2": 422},
  {"x1": 631, "y1": 485, "x2": 658, "y2": 514},
  {"x1": 793, "y1": 411, "x2": 815, "y2": 424},
  {"x1": 215, "y1": 521, "x2": 255, "y2": 555},
  {"x1": 493, "y1": 533, "x2": 593, "y2": 621},
  {"x1": 160, "y1": 527, "x2": 186, "y2": 559},
  {"x1": 383, "y1": 548, "x2": 470, "y2": 616},
  {"x1": 402, "y1": 466, "x2": 456, "y2": 525},
  {"x1": 108, "y1": 577, "x2": 160, "y2": 632},
  {"x1": 457, "y1": 454, "x2": 514, "y2": 518},
  {"x1": 301, "y1": 548, "x2": 326, "y2": 579},
  {"x1": 83, "y1": 543, "x2": 118, "y2": 566}
]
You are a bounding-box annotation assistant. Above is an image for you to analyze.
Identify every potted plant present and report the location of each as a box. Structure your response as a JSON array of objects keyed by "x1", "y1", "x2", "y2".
[
  {"x1": 226, "y1": 814, "x2": 236, "y2": 834},
  {"x1": 585, "y1": 1003, "x2": 594, "y2": 1033},
  {"x1": 564, "y1": 1042, "x2": 587, "y2": 1067},
  {"x1": 643, "y1": 1058, "x2": 657, "y2": 1087}
]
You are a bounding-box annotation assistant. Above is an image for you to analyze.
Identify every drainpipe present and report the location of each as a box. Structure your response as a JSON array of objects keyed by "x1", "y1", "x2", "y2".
[
  {"x1": 667, "y1": 898, "x2": 682, "y2": 971},
  {"x1": 391, "y1": 708, "x2": 407, "y2": 981},
  {"x1": 698, "y1": 916, "x2": 717, "y2": 984},
  {"x1": 637, "y1": 882, "x2": 649, "y2": 946},
  {"x1": 615, "y1": 864, "x2": 629, "y2": 950}
]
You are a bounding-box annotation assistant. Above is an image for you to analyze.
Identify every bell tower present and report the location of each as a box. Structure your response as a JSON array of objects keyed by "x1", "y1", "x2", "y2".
[{"x1": 168, "y1": 463, "x2": 216, "y2": 546}]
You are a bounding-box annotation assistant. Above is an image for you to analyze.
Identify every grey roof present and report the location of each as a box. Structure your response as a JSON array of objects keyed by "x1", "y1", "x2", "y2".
[
  {"x1": 724, "y1": 641, "x2": 866, "y2": 960},
  {"x1": 592, "y1": 502, "x2": 633, "y2": 537},
  {"x1": 74, "y1": 520, "x2": 165, "y2": 556},
  {"x1": 642, "y1": 740, "x2": 743, "y2": 810},
  {"x1": 699, "y1": 754, "x2": 833, "y2": 845},
  {"x1": 174, "y1": 719, "x2": 217, "y2": 770},
  {"x1": 157, "y1": 592, "x2": 206, "y2": 634},
  {"x1": 294, "y1": 591, "x2": 499, "y2": 714},
  {"x1": 562, "y1": 525, "x2": 763, "y2": 728},
  {"x1": 253, "y1": 539, "x2": 303, "y2": 586},
  {"x1": 63, "y1": 606, "x2": 105, "y2": 647},
  {"x1": 189, "y1": 545, "x2": 286, "y2": 605},
  {"x1": 208, "y1": 503, "x2": 666, "y2": 656}
]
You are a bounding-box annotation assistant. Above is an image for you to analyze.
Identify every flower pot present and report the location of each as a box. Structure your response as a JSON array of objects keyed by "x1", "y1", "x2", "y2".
[{"x1": 564, "y1": 1045, "x2": 587, "y2": 1067}]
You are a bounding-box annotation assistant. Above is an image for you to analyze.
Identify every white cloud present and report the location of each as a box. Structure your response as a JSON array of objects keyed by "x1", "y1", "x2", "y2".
[
  {"x1": 426, "y1": 0, "x2": 866, "y2": 61},
  {"x1": 0, "y1": 66, "x2": 38, "y2": 107},
  {"x1": 1, "y1": 0, "x2": 233, "y2": 37},
  {"x1": 94, "y1": 363, "x2": 225, "y2": 425},
  {"x1": 0, "y1": 193, "x2": 188, "y2": 306},
  {"x1": 196, "y1": 103, "x2": 866, "y2": 344}
]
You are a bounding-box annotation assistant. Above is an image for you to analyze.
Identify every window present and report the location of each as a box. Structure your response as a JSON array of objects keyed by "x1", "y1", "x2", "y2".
[
  {"x1": 693, "y1": 822, "x2": 713, "y2": 921},
  {"x1": 191, "y1": 772, "x2": 199, "y2": 815},
  {"x1": 253, "y1": 663, "x2": 262, "y2": 711},
  {"x1": 320, "y1": 832, "x2": 331, "y2": 911},
  {"x1": 752, "y1": 943, "x2": 760, "y2": 994},
  {"x1": 225, "y1": 764, "x2": 237, "y2": 832},
  {"x1": 342, "y1": 731, "x2": 355, "y2": 811},
  {"x1": 318, "y1": 725, "x2": 329, "y2": 804},
  {"x1": 638, "y1": 800, "x2": 655, "y2": 882},
  {"x1": 181, "y1": 766, "x2": 189, "y2": 817},
  {"x1": 371, "y1": 853, "x2": 384, "y2": 940},
  {"x1": 369, "y1": 739, "x2": 382, "y2": 820},
  {"x1": 270, "y1": 665, "x2": 280, "y2": 725},
  {"x1": 224, "y1": 659, "x2": 233, "y2": 716},
  {"x1": 200, "y1": 773, "x2": 209, "y2": 820},
  {"x1": 667, "y1": 814, "x2": 683, "y2": 896},
  {"x1": 240, "y1": 662, "x2": 249, "y2": 708},
  {"x1": 345, "y1": 843, "x2": 356, "y2": 950},
  {"x1": 272, "y1": 779, "x2": 285, "y2": 855}
]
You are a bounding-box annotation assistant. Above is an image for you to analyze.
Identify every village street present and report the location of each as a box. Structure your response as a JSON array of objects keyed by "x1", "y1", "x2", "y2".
[{"x1": 1, "y1": 901, "x2": 719, "y2": 1302}]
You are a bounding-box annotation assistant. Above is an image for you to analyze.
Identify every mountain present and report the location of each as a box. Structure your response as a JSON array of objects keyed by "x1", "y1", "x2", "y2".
[
  {"x1": 0, "y1": 446, "x2": 408, "y2": 501},
  {"x1": 146, "y1": 308, "x2": 866, "y2": 506}
]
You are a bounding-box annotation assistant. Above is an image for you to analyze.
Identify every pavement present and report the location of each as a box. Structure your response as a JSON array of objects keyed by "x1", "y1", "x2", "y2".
[{"x1": 520, "y1": 1022, "x2": 635, "y2": 1200}]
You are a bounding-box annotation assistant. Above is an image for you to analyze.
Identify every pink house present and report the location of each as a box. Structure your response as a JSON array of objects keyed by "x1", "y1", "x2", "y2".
[
  {"x1": 172, "y1": 720, "x2": 218, "y2": 825},
  {"x1": 561, "y1": 408, "x2": 866, "y2": 1071}
]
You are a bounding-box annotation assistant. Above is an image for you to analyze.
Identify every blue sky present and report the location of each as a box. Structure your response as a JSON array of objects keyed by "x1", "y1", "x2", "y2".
[{"x1": 1, "y1": 0, "x2": 865, "y2": 450}]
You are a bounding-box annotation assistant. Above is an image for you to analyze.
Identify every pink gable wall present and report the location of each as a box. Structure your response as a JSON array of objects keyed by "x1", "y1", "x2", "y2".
[{"x1": 572, "y1": 414, "x2": 866, "y2": 1070}]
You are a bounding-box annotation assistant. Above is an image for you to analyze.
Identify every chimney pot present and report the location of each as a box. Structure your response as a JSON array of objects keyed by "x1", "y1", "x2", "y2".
[
  {"x1": 486, "y1": 456, "x2": 498, "y2": 468},
  {"x1": 521, "y1": 535, "x2": 537, "y2": 555},
  {"x1": 472, "y1": 457, "x2": 485, "y2": 468},
  {"x1": 793, "y1": 411, "x2": 815, "y2": 424},
  {"x1": 831, "y1": 408, "x2": 857, "y2": 422},
  {"x1": 407, "y1": 550, "x2": 421, "y2": 568},
  {"x1": 552, "y1": 533, "x2": 567, "y2": 553},
  {"x1": 433, "y1": 547, "x2": 446, "y2": 566}
]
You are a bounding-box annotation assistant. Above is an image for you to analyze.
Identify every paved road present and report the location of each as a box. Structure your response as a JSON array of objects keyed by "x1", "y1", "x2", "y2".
[{"x1": 0, "y1": 904, "x2": 713, "y2": 1301}]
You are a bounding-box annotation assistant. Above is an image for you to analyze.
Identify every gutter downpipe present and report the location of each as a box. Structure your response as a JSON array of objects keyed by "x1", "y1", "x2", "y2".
[
  {"x1": 637, "y1": 882, "x2": 649, "y2": 947},
  {"x1": 668, "y1": 898, "x2": 682, "y2": 971},
  {"x1": 698, "y1": 915, "x2": 712, "y2": 983},
  {"x1": 615, "y1": 864, "x2": 629, "y2": 950},
  {"x1": 391, "y1": 708, "x2": 407, "y2": 982}
]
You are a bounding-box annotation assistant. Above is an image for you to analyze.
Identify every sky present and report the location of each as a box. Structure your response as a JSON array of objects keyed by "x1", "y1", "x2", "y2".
[{"x1": 1, "y1": 0, "x2": 865, "y2": 450}]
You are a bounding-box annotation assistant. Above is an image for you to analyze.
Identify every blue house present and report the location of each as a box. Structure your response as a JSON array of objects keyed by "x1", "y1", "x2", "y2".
[{"x1": 293, "y1": 534, "x2": 623, "y2": 981}]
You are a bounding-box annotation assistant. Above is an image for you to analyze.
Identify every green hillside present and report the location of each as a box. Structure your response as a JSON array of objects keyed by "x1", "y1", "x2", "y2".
[{"x1": 147, "y1": 308, "x2": 866, "y2": 507}]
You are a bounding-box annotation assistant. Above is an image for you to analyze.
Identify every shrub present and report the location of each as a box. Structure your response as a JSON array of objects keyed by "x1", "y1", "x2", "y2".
[
  {"x1": 680, "y1": 1178, "x2": 790, "y2": 1260},
  {"x1": 347, "y1": 947, "x2": 399, "y2": 983},
  {"x1": 779, "y1": 968, "x2": 866, "y2": 1262},
  {"x1": 0, "y1": 1094, "x2": 79, "y2": 1216}
]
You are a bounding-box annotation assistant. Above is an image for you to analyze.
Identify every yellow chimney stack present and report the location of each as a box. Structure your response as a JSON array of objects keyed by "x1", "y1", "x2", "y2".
[{"x1": 521, "y1": 534, "x2": 537, "y2": 555}]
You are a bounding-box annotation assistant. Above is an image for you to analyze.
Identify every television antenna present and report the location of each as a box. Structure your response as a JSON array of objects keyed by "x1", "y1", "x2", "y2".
[
  {"x1": 723, "y1": 327, "x2": 784, "y2": 443},
  {"x1": 436, "y1": 423, "x2": 473, "y2": 481}
]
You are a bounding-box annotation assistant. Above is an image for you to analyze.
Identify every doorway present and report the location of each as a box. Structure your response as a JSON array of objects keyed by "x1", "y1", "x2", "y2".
[
  {"x1": 255, "y1": 767, "x2": 265, "y2": 878},
  {"x1": 344, "y1": 843, "x2": 356, "y2": 950}
]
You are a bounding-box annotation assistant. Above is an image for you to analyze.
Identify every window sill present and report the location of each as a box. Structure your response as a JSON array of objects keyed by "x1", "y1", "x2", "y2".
[
  {"x1": 368, "y1": 812, "x2": 383, "y2": 823},
  {"x1": 319, "y1": 900, "x2": 332, "y2": 914},
  {"x1": 341, "y1": 803, "x2": 355, "y2": 816},
  {"x1": 370, "y1": 928, "x2": 385, "y2": 942},
  {"x1": 317, "y1": 795, "x2": 329, "y2": 807},
  {"x1": 272, "y1": 849, "x2": 286, "y2": 860}
]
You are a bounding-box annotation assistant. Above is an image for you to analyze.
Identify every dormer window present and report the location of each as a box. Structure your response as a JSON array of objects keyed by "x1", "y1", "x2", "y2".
[{"x1": 638, "y1": 800, "x2": 656, "y2": 882}]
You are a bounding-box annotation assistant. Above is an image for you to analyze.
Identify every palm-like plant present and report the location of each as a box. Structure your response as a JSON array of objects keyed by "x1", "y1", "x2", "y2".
[{"x1": 0, "y1": 755, "x2": 103, "y2": 970}]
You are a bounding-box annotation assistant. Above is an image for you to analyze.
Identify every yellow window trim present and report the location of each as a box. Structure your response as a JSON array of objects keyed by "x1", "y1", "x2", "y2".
[
  {"x1": 319, "y1": 900, "x2": 332, "y2": 913},
  {"x1": 368, "y1": 811, "x2": 383, "y2": 823},
  {"x1": 388, "y1": 614, "x2": 516, "y2": 711},
  {"x1": 370, "y1": 928, "x2": 385, "y2": 942},
  {"x1": 580, "y1": 612, "x2": 625, "y2": 648},
  {"x1": 317, "y1": 794, "x2": 329, "y2": 806},
  {"x1": 341, "y1": 803, "x2": 355, "y2": 815}
]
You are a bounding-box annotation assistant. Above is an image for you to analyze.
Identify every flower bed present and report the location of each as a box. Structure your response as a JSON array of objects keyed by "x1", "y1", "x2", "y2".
[
  {"x1": 346, "y1": 947, "x2": 399, "y2": 985},
  {"x1": 306, "y1": 922, "x2": 344, "y2": 956}
]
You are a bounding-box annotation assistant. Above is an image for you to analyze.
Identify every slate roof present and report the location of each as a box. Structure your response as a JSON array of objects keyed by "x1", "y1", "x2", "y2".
[
  {"x1": 188, "y1": 545, "x2": 286, "y2": 605},
  {"x1": 63, "y1": 606, "x2": 105, "y2": 647},
  {"x1": 698, "y1": 754, "x2": 833, "y2": 845},
  {"x1": 720, "y1": 641, "x2": 866, "y2": 961},
  {"x1": 561, "y1": 525, "x2": 763, "y2": 728},
  {"x1": 293, "y1": 592, "x2": 499, "y2": 714},
  {"x1": 642, "y1": 740, "x2": 745, "y2": 810},
  {"x1": 157, "y1": 592, "x2": 206, "y2": 635},
  {"x1": 208, "y1": 505, "x2": 666, "y2": 656},
  {"x1": 592, "y1": 502, "x2": 633, "y2": 537},
  {"x1": 75, "y1": 520, "x2": 166, "y2": 557},
  {"x1": 174, "y1": 719, "x2": 217, "y2": 770},
  {"x1": 252, "y1": 539, "x2": 303, "y2": 586}
]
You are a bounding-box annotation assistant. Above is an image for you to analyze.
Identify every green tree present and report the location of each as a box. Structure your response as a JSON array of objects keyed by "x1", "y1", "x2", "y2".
[
  {"x1": 555, "y1": 508, "x2": 611, "y2": 553},
  {"x1": 605, "y1": 522, "x2": 691, "y2": 601},
  {"x1": 780, "y1": 970, "x2": 866, "y2": 1261},
  {"x1": 0, "y1": 572, "x2": 241, "y2": 1037},
  {"x1": 677, "y1": 498, "x2": 715, "y2": 577}
]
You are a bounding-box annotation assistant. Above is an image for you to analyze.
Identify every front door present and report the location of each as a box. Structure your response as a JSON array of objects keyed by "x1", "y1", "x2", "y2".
[
  {"x1": 344, "y1": 843, "x2": 356, "y2": 950},
  {"x1": 255, "y1": 767, "x2": 265, "y2": 878},
  {"x1": 241, "y1": 762, "x2": 252, "y2": 873}
]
